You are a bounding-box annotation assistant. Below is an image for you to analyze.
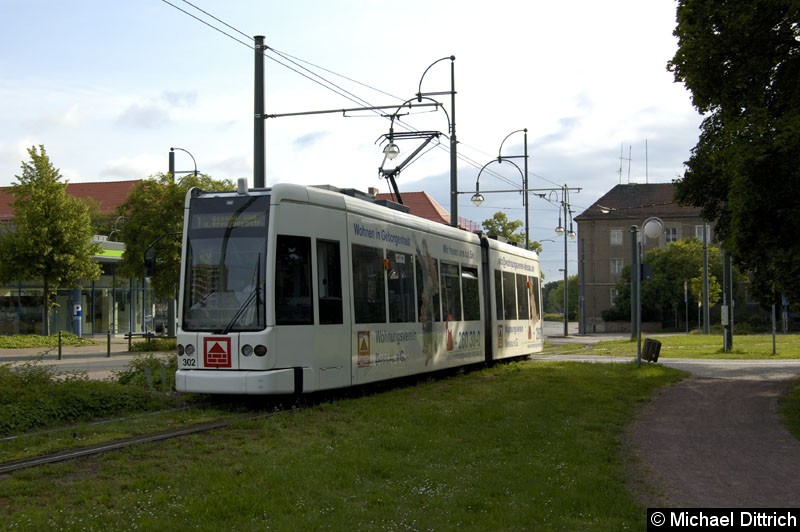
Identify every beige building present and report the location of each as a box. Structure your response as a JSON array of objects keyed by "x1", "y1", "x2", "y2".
[{"x1": 574, "y1": 183, "x2": 710, "y2": 333}]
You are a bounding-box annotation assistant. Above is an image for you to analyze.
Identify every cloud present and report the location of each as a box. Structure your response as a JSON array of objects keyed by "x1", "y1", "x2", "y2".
[
  {"x1": 99, "y1": 153, "x2": 163, "y2": 180},
  {"x1": 116, "y1": 102, "x2": 170, "y2": 129},
  {"x1": 115, "y1": 91, "x2": 200, "y2": 129},
  {"x1": 293, "y1": 131, "x2": 330, "y2": 150},
  {"x1": 208, "y1": 155, "x2": 250, "y2": 179},
  {"x1": 162, "y1": 90, "x2": 197, "y2": 107}
]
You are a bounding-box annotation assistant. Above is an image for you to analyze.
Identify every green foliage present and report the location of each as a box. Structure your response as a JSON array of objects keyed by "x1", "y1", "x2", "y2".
[
  {"x1": 117, "y1": 173, "x2": 234, "y2": 299},
  {"x1": 605, "y1": 239, "x2": 730, "y2": 322},
  {"x1": 114, "y1": 353, "x2": 177, "y2": 391},
  {"x1": 543, "y1": 276, "x2": 579, "y2": 318},
  {"x1": 669, "y1": 0, "x2": 800, "y2": 306},
  {"x1": 567, "y1": 333, "x2": 800, "y2": 360},
  {"x1": 780, "y1": 381, "x2": 800, "y2": 441},
  {"x1": 481, "y1": 211, "x2": 541, "y2": 252},
  {"x1": 0, "y1": 332, "x2": 95, "y2": 349},
  {"x1": 0, "y1": 361, "x2": 172, "y2": 436},
  {"x1": 129, "y1": 337, "x2": 176, "y2": 352},
  {"x1": 0, "y1": 146, "x2": 102, "y2": 334},
  {"x1": 0, "y1": 362, "x2": 685, "y2": 529},
  {"x1": 644, "y1": 239, "x2": 723, "y2": 316}
]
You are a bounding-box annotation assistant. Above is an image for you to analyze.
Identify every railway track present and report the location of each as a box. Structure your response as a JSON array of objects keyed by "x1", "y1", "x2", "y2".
[
  {"x1": 0, "y1": 360, "x2": 515, "y2": 476},
  {"x1": 0, "y1": 419, "x2": 229, "y2": 475}
]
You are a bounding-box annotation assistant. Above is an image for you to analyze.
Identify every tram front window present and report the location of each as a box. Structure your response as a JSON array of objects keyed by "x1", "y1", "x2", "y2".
[{"x1": 182, "y1": 195, "x2": 268, "y2": 332}]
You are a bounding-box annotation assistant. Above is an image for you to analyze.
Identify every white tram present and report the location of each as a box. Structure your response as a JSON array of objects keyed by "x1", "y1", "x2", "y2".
[{"x1": 175, "y1": 181, "x2": 543, "y2": 394}]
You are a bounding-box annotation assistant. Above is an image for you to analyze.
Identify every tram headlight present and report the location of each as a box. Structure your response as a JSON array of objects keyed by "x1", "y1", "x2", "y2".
[
  {"x1": 241, "y1": 344, "x2": 254, "y2": 357},
  {"x1": 185, "y1": 344, "x2": 195, "y2": 356},
  {"x1": 254, "y1": 345, "x2": 267, "y2": 357},
  {"x1": 177, "y1": 344, "x2": 185, "y2": 356}
]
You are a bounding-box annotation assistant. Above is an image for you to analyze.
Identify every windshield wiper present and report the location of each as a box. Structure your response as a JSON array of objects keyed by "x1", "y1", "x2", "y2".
[
  {"x1": 221, "y1": 253, "x2": 262, "y2": 335},
  {"x1": 221, "y1": 287, "x2": 260, "y2": 335}
]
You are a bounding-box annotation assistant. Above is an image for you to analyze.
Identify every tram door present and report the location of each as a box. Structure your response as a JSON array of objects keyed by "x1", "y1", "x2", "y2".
[{"x1": 315, "y1": 239, "x2": 350, "y2": 389}]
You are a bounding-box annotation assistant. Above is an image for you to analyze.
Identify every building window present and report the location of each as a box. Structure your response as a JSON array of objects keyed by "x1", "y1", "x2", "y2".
[
  {"x1": 610, "y1": 288, "x2": 619, "y2": 306},
  {"x1": 610, "y1": 258, "x2": 624, "y2": 278},
  {"x1": 665, "y1": 227, "x2": 678, "y2": 243},
  {"x1": 610, "y1": 229, "x2": 623, "y2": 246},
  {"x1": 695, "y1": 224, "x2": 712, "y2": 241}
]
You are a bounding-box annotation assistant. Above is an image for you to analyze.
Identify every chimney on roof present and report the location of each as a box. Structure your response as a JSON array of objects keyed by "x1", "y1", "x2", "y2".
[{"x1": 368, "y1": 187, "x2": 379, "y2": 196}]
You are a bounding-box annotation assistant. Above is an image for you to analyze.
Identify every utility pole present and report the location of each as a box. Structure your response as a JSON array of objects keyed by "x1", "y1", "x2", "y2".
[{"x1": 254, "y1": 35, "x2": 266, "y2": 189}]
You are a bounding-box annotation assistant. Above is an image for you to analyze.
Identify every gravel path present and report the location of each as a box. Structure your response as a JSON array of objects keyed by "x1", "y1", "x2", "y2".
[{"x1": 627, "y1": 368, "x2": 800, "y2": 508}]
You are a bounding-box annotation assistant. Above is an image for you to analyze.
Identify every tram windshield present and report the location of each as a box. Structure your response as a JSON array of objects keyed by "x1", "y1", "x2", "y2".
[{"x1": 181, "y1": 194, "x2": 269, "y2": 332}]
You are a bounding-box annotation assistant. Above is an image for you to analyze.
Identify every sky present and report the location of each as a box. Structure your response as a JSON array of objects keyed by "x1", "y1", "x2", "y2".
[{"x1": 0, "y1": 0, "x2": 703, "y2": 282}]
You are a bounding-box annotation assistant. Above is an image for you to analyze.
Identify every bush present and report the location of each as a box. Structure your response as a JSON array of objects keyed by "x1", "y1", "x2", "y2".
[
  {"x1": 130, "y1": 337, "x2": 176, "y2": 352},
  {"x1": 115, "y1": 353, "x2": 177, "y2": 391},
  {"x1": 0, "y1": 360, "x2": 176, "y2": 437},
  {"x1": 0, "y1": 332, "x2": 95, "y2": 349}
]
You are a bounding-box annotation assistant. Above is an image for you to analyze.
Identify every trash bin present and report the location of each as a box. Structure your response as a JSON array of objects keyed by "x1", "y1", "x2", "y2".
[{"x1": 642, "y1": 338, "x2": 662, "y2": 362}]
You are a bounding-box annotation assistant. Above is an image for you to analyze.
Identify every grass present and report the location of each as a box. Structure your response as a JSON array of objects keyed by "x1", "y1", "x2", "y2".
[
  {"x1": 3, "y1": 333, "x2": 800, "y2": 529},
  {"x1": 0, "y1": 332, "x2": 95, "y2": 349},
  {"x1": 0, "y1": 354, "x2": 187, "y2": 462},
  {"x1": 780, "y1": 383, "x2": 800, "y2": 441},
  {"x1": 0, "y1": 361, "x2": 685, "y2": 530},
  {"x1": 129, "y1": 337, "x2": 177, "y2": 352},
  {"x1": 550, "y1": 333, "x2": 800, "y2": 359}
]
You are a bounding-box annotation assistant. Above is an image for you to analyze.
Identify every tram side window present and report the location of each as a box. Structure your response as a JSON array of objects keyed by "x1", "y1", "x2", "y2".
[
  {"x1": 440, "y1": 262, "x2": 462, "y2": 321},
  {"x1": 494, "y1": 270, "x2": 504, "y2": 320},
  {"x1": 317, "y1": 240, "x2": 343, "y2": 325},
  {"x1": 516, "y1": 273, "x2": 530, "y2": 320},
  {"x1": 502, "y1": 271, "x2": 517, "y2": 320},
  {"x1": 416, "y1": 254, "x2": 441, "y2": 323},
  {"x1": 275, "y1": 235, "x2": 313, "y2": 325},
  {"x1": 462, "y1": 266, "x2": 480, "y2": 321},
  {"x1": 352, "y1": 244, "x2": 386, "y2": 324},
  {"x1": 388, "y1": 251, "x2": 415, "y2": 323},
  {"x1": 530, "y1": 275, "x2": 541, "y2": 323}
]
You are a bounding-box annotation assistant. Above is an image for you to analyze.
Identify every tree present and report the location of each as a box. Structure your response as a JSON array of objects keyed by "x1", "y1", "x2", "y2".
[
  {"x1": 544, "y1": 276, "x2": 579, "y2": 319},
  {"x1": 117, "y1": 173, "x2": 234, "y2": 300},
  {"x1": 481, "y1": 211, "x2": 542, "y2": 253},
  {"x1": 668, "y1": 0, "x2": 800, "y2": 306},
  {"x1": 603, "y1": 239, "x2": 724, "y2": 325},
  {"x1": 642, "y1": 239, "x2": 722, "y2": 321},
  {"x1": 0, "y1": 146, "x2": 101, "y2": 335}
]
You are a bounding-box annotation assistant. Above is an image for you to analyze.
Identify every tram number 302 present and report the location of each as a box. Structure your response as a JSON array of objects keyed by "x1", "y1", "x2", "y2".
[{"x1": 181, "y1": 358, "x2": 197, "y2": 368}]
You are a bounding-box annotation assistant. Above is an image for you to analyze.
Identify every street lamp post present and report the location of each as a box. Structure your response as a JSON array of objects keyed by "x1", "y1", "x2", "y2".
[
  {"x1": 630, "y1": 217, "x2": 664, "y2": 367},
  {"x1": 417, "y1": 56, "x2": 457, "y2": 227},
  {"x1": 464, "y1": 127, "x2": 534, "y2": 248},
  {"x1": 496, "y1": 129, "x2": 529, "y2": 247},
  {"x1": 471, "y1": 182, "x2": 579, "y2": 338},
  {"x1": 554, "y1": 186, "x2": 576, "y2": 337},
  {"x1": 469, "y1": 158, "x2": 527, "y2": 242},
  {"x1": 169, "y1": 147, "x2": 198, "y2": 182}
]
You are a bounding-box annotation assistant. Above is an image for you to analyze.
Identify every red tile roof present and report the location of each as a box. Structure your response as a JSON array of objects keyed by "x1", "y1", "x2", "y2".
[
  {"x1": 0, "y1": 180, "x2": 141, "y2": 222},
  {"x1": 375, "y1": 191, "x2": 451, "y2": 225}
]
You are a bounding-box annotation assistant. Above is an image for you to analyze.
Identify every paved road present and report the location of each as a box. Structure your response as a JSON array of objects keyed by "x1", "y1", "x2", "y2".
[
  {"x1": 0, "y1": 336, "x2": 165, "y2": 379},
  {"x1": 628, "y1": 377, "x2": 800, "y2": 508}
]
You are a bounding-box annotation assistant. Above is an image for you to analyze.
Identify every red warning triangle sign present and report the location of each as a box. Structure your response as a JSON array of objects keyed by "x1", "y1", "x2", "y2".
[{"x1": 208, "y1": 341, "x2": 227, "y2": 355}]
